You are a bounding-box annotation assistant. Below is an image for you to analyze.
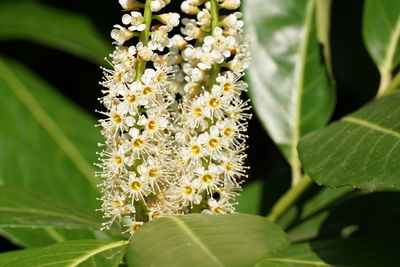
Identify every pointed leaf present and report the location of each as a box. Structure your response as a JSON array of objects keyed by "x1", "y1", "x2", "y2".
[
  {"x1": 0, "y1": 240, "x2": 127, "y2": 267},
  {"x1": 299, "y1": 91, "x2": 400, "y2": 190},
  {"x1": 244, "y1": 0, "x2": 334, "y2": 169},
  {"x1": 126, "y1": 214, "x2": 289, "y2": 267},
  {"x1": 0, "y1": 57, "x2": 102, "y2": 245},
  {"x1": 0, "y1": 2, "x2": 112, "y2": 64}
]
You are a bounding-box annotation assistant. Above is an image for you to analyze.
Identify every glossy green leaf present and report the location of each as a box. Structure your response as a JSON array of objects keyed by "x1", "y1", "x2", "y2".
[
  {"x1": 0, "y1": 240, "x2": 127, "y2": 267},
  {"x1": 0, "y1": 2, "x2": 112, "y2": 65},
  {"x1": 299, "y1": 91, "x2": 400, "y2": 190},
  {"x1": 0, "y1": 57, "x2": 102, "y2": 246},
  {"x1": 256, "y1": 239, "x2": 399, "y2": 266},
  {"x1": 126, "y1": 214, "x2": 289, "y2": 267},
  {"x1": 0, "y1": 187, "x2": 100, "y2": 230},
  {"x1": 363, "y1": 0, "x2": 400, "y2": 95},
  {"x1": 244, "y1": 0, "x2": 334, "y2": 175}
]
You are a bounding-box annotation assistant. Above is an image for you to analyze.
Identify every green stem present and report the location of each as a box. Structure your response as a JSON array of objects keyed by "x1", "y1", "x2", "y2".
[
  {"x1": 376, "y1": 69, "x2": 392, "y2": 98},
  {"x1": 380, "y1": 71, "x2": 400, "y2": 97},
  {"x1": 136, "y1": 0, "x2": 152, "y2": 82},
  {"x1": 267, "y1": 175, "x2": 313, "y2": 222},
  {"x1": 209, "y1": 0, "x2": 220, "y2": 86}
]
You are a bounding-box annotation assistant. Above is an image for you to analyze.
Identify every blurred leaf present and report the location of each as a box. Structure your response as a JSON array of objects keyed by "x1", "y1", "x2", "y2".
[
  {"x1": 0, "y1": 240, "x2": 127, "y2": 266},
  {"x1": 0, "y1": 2, "x2": 112, "y2": 65},
  {"x1": 256, "y1": 239, "x2": 399, "y2": 266},
  {"x1": 299, "y1": 92, "x2": 400, "y2": 190},
  {"x1": 0, "y1": 57, "x2": 102, "y2": 246},
  {"x1": 236, "y1": 180, "x2": 263, "y2": 215},
  {"x1": 126, "y1": 214, "x2": 289, "y2": 267},
  {"x1": 0, "y1": 228, "x2": 95, "y2": 249},
  {"x1": 0, "y1": 186, "x2": 101, "y2": 230},
  {"x1": 363, "y1": 0, "x2": 400, "y2": 95},
  {"x1": 243, "y1": 0, "x2": 334, "y2": 176},
  {"x1": 316, "y1": 0, "x2": 334, "y2": 84}
]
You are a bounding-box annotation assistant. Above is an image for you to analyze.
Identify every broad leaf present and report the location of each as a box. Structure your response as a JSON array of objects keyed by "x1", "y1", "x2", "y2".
[
  {"x1": 126, "y1": 214, "x2": 289, "y2": 267},
  {"x1": 299, "y1": 91, "x2": 400, "y2": 190},
  {"x1": 243, "y1": 0, "x2": 334, "y2": 175},
  {"x1": 363, "y1": 0, "x2": 400, "y2": 95},
  {"x1": 0, "y1": 187, "x2": 100, "y2": 230},
  {"x1": 0, "y1": 57, "x2": 102, "y2": 245},
  {"x1": 0, "y1": 2, "x2": 112, "y2": 65},
  {"x1": 0, "y1": 240, "x2": 127, "y2": 266},
  {"x1": 256, "y1": 239, "x2": 399, "y2": 266}
]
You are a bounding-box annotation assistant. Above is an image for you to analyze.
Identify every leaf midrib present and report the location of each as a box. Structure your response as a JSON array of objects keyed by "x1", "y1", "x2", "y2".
[
  {"x1": 263, "y1": 257, "x2": 331, "y2": 266},
  {"x1": 68, "y1": 240, "x2": 128, "y2": 267},
  {"x1": 0, "y1": 58, "x2": 98, "y2": 190},
  {"x1": 0, "y1": 207, "x2": 99, "y2": 228},
  {"x1": 342, "y1": 116, "x2": 400, "y2": 139},
  {"x1": 168, "y1": 216, "x2": 225, "y2": 267},
  {"x1": 290, "y1": 0, "x2": 315, "y2": 182},
  {"x1": 378, "y1": 4, "x2": 400, "y2": 73}
]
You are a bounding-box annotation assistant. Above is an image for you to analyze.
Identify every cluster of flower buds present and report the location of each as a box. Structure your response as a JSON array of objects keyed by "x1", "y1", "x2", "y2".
[{"x1": 97, "y1": 0, "x2": 251, "y2": 235}]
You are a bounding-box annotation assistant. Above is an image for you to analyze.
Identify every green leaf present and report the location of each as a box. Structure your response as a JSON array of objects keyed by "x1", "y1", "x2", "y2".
[
  {"x1": 244, "y1": 0, "x2": 334, "y2": 181},
  {"x1": 363, "y1": 0, "x2": 400, "y2": 96},
  {"x1": 0, "y1": 186, "x2": 101, "y2": 230},
  {"x1": 0, "y1": 228, "x2": 96, "y2": 248},
  {"x1": 278, "y1": 187, "x2": 353, "y2": 242},
  {"x1": 236, "y1": 180, "x2": 263, "y2": 214},
  {"x1": 0, "y1": 2, "x2": 112, "y2": 65},
  {"x1": 0, "y1": 240, "x2": 128, "y2": 267},
  {"x1": 256, "y1": 239, "x2": 400, "y2": 266},
  {"x1": 299, "y1": 91, "x2": 400, "y2": 190},
  {"x1": 0, "y1": 57, "x2": 102, "y2": 245},
  {"x1": 126, "y1": 214, "x2": 289, "y2": 267},
  {"x1": 316, "y1": 0, "x2": 334, "y2": 84}
]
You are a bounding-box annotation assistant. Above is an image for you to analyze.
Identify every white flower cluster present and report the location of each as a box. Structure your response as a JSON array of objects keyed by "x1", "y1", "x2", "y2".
[{"x1": 97, "y1": 0, "x2": 251, "y2": 235}]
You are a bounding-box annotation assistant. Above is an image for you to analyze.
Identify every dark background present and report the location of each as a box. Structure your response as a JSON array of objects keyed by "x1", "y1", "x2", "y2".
[{"x1": 0, "y1": 0, "x2": 381, "y2": 252}]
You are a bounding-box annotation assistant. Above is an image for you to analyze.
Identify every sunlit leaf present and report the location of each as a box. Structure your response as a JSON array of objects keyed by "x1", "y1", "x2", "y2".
[
  {"x1": 299, "y1": 92, "x2": 400, "y2": 190},
  {"x1": 126, "y1": 214, "x2": 289, "y2": 267},
  {"x1": 243, "y1": 0, "x2": 334, "y2": 179}
]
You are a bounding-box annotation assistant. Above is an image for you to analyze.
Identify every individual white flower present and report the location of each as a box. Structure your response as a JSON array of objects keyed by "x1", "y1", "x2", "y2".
[
  {"x1": 122, "y1": 173, "x2": 150, "y2": 202},
  {"x1": 193, "y1": 165, "x2": 222, "y2": 195},
  {"x1": 222, "y1": 12, "x2": 244, "y2": 30},
  {"x1": 122, "y1": 11, "x2": 146, "y2": 32},
  {"x1": 136, "y1": 42, "x2": 155, "y2": 61},
  {"x1": 150, "y1": 0, "x2": 166, "y2": 12},
  {"x1": 197, "y1": 9, "x2": 211, "y2": 26},
  {"x1": 181, "y1": 1, "x2": 200, "y2": 15},
  {"x1": 137, "y1": 110, "x2": 169, "y2": 138},
  {"x1": 219, "y1": 0, "x2": 241, "y2": 10},
  {"x1": 148, "y1": 25, "x2": 173, "y2": 51},
  {"x1": 181, "y1": 18, "x2": 204, "y2": 41},
  {"x1": 202, "y1": 85, "x2": 228, "y2": 119},
  {"x1": 111, "y1": 25, "x2": 134, "y2": 45},
  {"x1": 159, "y1": 13, "x2": 181, "y2": 27}
]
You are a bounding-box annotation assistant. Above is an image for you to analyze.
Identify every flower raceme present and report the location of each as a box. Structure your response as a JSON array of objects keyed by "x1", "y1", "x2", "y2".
[{"x1": 97, "y1": 0, "x2": 251, "y2": 235}]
